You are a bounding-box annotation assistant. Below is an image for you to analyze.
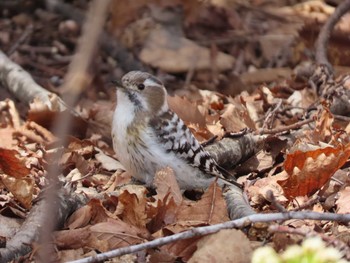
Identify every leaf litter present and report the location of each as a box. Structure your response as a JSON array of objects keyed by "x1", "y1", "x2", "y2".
[{"x1": 0, "y1": 0, "x2": 350, "y2": 262}]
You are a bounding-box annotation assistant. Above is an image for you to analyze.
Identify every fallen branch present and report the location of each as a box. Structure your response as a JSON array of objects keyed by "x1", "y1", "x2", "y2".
[
  {"x1": 205, "y1": 133, "x2": 262, "y2": 219},
  {"x1": 67, "y1": 211, "x2": 350, "y2": 263},
  {"x1": 204, "y1": 134, "x2": 261, "y2": 168},
  {"x1": 315, "y1": 0, "x2": 350, "y2": 71},
  {"x1": 0, "y1": 50, "x2": 65, "y2": 110},
  {"x1": 0, "y1": 187, "x2": 88, "y2": 262}
]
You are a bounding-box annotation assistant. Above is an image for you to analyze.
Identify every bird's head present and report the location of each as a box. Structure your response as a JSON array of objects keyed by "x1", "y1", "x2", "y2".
[{"x1": 116, "y1": 71, "x2": 168, "y2": 115}]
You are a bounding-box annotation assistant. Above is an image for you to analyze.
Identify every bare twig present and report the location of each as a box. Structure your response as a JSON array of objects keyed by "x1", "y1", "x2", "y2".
[
  {"x1": 315, "y1": 0, "x2": 350, "y2": 71},
  {"x1": 8, "y1": 24, "x2": 33, "y2": 55},
  {"x1": 261, "y1": 99, "x2": 283, "y2": 130},
  {"x1": 266, "y1": 190, "x2": 286, "y2": 212},
  {"x1": 37, "y1": 1, "x2": 111, "y2": 262},
  {"x1": 67, "y1": 211, "x2": 350, "y2": 263},
  {"x1": 258, "y1": 118, "x2": 314, "y2": 135}
]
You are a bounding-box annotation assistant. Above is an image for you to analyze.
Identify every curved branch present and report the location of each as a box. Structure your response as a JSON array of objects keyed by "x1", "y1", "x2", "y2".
[{"x1": 315, "y1": 0, "x2": 350, "y2": 72}]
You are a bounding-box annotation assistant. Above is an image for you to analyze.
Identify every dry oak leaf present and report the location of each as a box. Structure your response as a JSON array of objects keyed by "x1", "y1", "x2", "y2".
[
  {"x1": 88, "y1": 218, "x2": 148, "y2": 252},
  {"x1": 168, "y1": 95, "x2": 206, "y2": 127},
  {"x1": 147, "y1": 168, "x2": 182, "y2": 232},
  {"x1": 0, "y1": 127, "x2": 16, "y2": 149},
  {"x1": 55, "y1": 227, "x2": 91, "y2": 250},
  {"x1": 0, "y1": 148, "x2": 31, "y2": 178},
  {"x1": 277, "y1": 143, "x2": 350, "y2": 199},
  {"x1": 154, "y1": 167, "x2": 182, "y2": 206},
  {"x1": 176, "y1": 182, "x2": 229, "y2": 226},
  {"x1": 155, "y1": 183, "x2": 229, "y2": 260},
  {"x1": 336, "y1": 186, "x2": 350, "y2": 214},
  {"x1": 0, "y1": 174, "x2": 34, "y2": 209},
  {"x1": 118, "y1": 188, "x2": 149, "y2": 229},
  {"x1": 139, "y1": 27, "x2": 234, "y2": 73},
  {"x1": 188, "y1": 229, "x2": 252, "y2": 263},
  {"x1": 247, "y1": 174, "x2": 288, "y2": 206}
]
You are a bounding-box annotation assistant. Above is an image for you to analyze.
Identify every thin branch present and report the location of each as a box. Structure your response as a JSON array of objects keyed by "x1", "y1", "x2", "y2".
[
  {"x1": 67, "y1": 211, "x2": 350, "y2": 263},
  {"x1": 258, "y1": 118, "x2": 314, "y2": 135},
  {"x1": 37, "y1": 0, "x2": 111, "y2": 262},
  {"x1": 315, "y1": 0, "x2": 350, "y2": 71}
]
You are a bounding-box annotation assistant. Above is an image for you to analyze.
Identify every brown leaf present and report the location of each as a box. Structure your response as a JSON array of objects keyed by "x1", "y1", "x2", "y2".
[
  {"x1": 220, "y1": 103, "x2": 256, "y2": 132},
  {"x1": 247, "y1": 173, "x2": 288, "y2": 206},
  {"x1": 139, "y1": 27, "x2": 234, "y2": 73},
  {"x1": 189, "y1": 229, "x2": 252, "y2": 263},
  {"x1": 278, "y1": 143, "x2": 350, "y2": 198},
  {"x1": 0, "y1": 174, "x2": 34, "y2": 208},
  {"x1": 0, "y1": 148, "x2": 30, "y2": 178},
  {"x1": 56, "y1": 248, "x2": 86, "y2": 262},
  {"x1": 163, "y1": 236, "x2": 201, "y2": 261},
  {"x1": 16, "y1": 121, "x2": 57, "y2": 145},
  {"x1": 168, "y1": 95, "x2": 206, "y2": 127},
  {"x1": 88, "y1": 218, "x2": 148, "y2": 252},
  {"x1": 336, "y1": 187, "x2": 350, "y2": 214},
  {"x1": 118, "y1": 189, "x2": 148, "y2": 229},
  {"x1": 67, "y1": 137, "x2": 95, "y2": 158},
  {"x1": 28, "y1": 99, "x2": 87, "y2": 138},
  {"x1": 154, "y1": 167, "x2": 182, "y2": 205},
  {"x1": 55, "y1": 227, "x2": 91, "y2": 249},
  {"x1": 149, "y1": 168, "x2": 182, "y2": 232},
  {"x1": 66, "y1": 205, "x2": 94, "y2": 230},
  {"x1": 94, "y1": 148, "x2": 124, "y2": 171},
  {"x1": 306, "y1": 106, "x2": 335, "y2": 143},
  {"x1": 0, "y1": 127, "x2": 16, "y2": 149},
  {"x1": 147, "y1": 196, "x2": 179, "y2": 233},
  {"x1": 176, "y1": 182, "x2": 229, "y2": 225}
]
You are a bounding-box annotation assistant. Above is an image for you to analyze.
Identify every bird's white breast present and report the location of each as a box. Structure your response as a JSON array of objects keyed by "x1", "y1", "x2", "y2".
[{"x1": 112, "y1": 90, "x2": 135, "y2": 170}]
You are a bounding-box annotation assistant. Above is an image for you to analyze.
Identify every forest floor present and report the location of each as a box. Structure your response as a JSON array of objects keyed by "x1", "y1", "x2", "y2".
[{"x1": 0, "y1": 0, "x2": 349, "y2": 262}]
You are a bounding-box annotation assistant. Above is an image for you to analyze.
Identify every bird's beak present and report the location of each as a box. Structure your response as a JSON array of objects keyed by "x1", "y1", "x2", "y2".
[{"x1": 111, "y1": 79, "x2": 123, "y2": 88}]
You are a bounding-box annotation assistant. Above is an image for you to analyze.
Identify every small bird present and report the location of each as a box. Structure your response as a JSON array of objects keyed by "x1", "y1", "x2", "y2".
[{"x1": 112, "y1": 71, "x2": 237, "y2": 190}]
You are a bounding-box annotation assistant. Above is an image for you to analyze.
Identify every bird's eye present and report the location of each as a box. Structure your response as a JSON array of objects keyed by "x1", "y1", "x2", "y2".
[{"x1": 137, "y1": 83, "x2": 145, "y2": 90}]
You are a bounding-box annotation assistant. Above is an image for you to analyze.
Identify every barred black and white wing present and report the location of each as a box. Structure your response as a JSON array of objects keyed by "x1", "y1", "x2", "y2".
[{"x1": 150, "y1": 110, "x2": 227, "y2": 180}]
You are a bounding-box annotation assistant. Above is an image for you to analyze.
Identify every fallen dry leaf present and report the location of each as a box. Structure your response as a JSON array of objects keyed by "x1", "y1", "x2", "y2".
[
  {"x1": 189, "y1": 229, "x2": 252, "y2": 263},
  {"x1": 176, "y1": 182, "x2": 229, "y2": 225},
  {"x1": 247, "y1": 174, "x2": 288, "y2": 206},
  {"x1": 220, "y1": 103, "x2": 256, "y2": 132},
  {"x1": 16, "y1": 121, "x2": 57, "y2": 145},
  {"x1": 154, "y1": 167, "x2": 182, "y2": 205},
  {"x1": 0, "y1": 148, "x2": 31, "y2": 178},
  {"x1": 0, "y1": 174, "x2": 34, "y2": 209},
  {"x1": 278, "y1": 143, "x2": 350, "y2": 198},
  {"x1": 162, "y1": 236, "x2": 201, "y2": 261},
  {"x1": 336, "y1": 186, "x2": 350, "y2": 214},
  {"x1": 88, "y1": 218, "x2": 149, "y2": 252},
  {"x1": 168, "y1": 95, "x2": 206, "y2": 127},
  {"x1": 55, "y1": 227, "x2": 91, "y2": 250},
  {"x1": 139, "y1": 27, "x2": 234, "y2": 73},
  {"x1": 118, "y1": 188, "x2": 149, "y2": 229},
  {"x1": 0, "y1": 127, "x2": 16, "y2": 149}
]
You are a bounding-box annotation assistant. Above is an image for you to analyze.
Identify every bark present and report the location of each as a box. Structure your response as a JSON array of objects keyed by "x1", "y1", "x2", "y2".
[
  {"x1": 0, "y1": 50, "x2": 65, "y2": 110},
  {"x1": 0, "y1": 187, "x2": 88, "y2": 262}
]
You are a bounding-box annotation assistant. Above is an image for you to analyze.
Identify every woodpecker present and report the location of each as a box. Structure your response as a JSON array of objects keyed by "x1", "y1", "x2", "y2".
[{"x1": 112, "y1": 71, "x2": 237, "y2": 190}]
